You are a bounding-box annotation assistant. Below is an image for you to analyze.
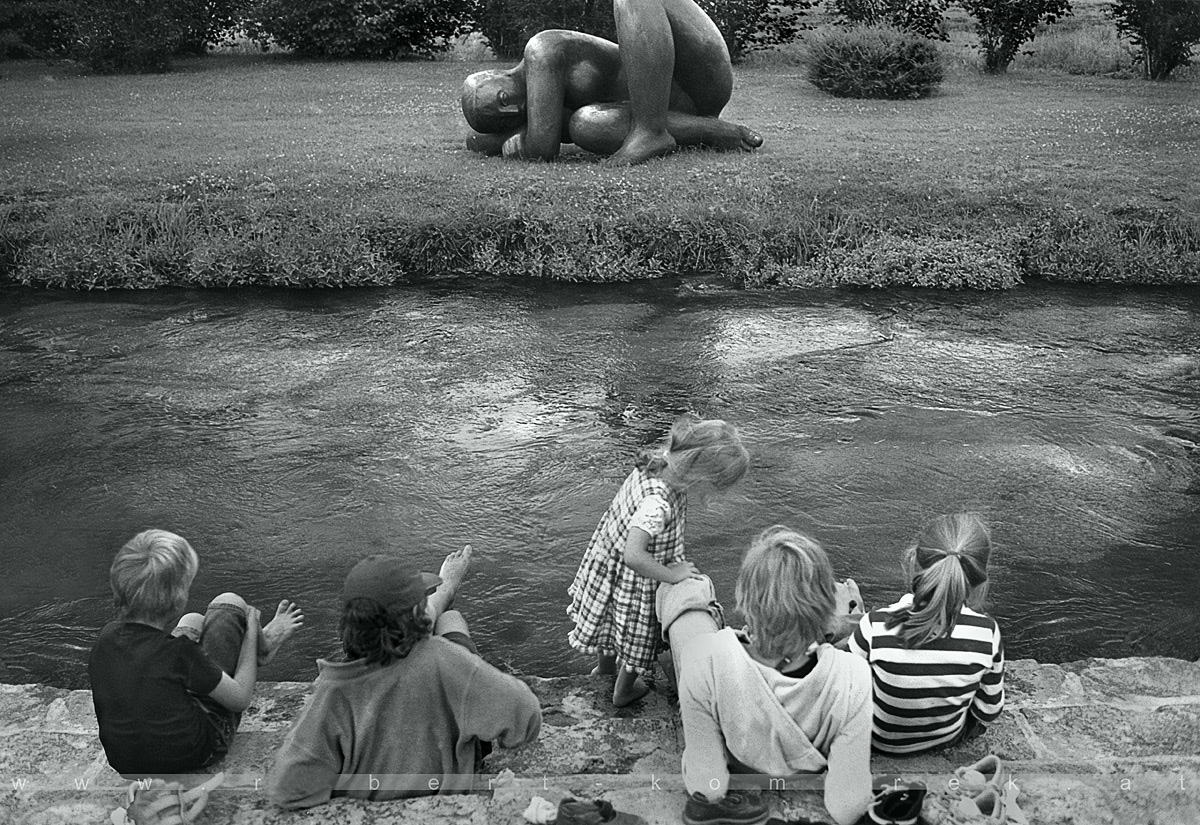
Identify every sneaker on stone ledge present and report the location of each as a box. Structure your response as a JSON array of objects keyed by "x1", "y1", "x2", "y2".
[{"x1": 683, "y1": 790, "x2": 771, "y2": 825}]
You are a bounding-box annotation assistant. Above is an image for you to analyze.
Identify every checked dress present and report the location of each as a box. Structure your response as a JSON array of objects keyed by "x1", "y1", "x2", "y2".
[{"x1": 567, "y1": 467, "x2": 688, "y2": 676}]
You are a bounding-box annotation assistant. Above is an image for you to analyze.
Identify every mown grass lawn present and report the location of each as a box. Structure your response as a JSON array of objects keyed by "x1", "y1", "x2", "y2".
[{"x1": 1, "y1": 40, "x2": 1198, "y2": 289}]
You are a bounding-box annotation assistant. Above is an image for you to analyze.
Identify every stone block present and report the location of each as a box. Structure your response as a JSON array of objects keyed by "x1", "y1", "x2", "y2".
[{"x1": 1022, "y1": 704, "x2": 1200, "y2": 759}]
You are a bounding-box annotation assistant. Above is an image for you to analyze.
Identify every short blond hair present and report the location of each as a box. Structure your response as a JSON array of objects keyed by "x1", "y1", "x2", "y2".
[
  {"x1": 736, "y1": 525, "x2": 836, "y2": 661},
  {"x1": 110, "y1": 530, "x2": 199, "y2": 622}
]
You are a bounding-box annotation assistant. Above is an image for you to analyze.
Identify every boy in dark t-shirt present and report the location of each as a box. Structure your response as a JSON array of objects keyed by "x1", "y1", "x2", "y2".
[{"x1": 89, "y1": 529, "x2": 303, "y2": 776}]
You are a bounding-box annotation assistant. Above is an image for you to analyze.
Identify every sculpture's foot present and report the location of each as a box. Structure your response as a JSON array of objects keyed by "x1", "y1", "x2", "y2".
[
  {"x1": 604, "y1": 128, "x2": 677, "y2": 166},
  {"x1": 704, "y1": 122, "x2": 763, "y2": 152},
  {"x1": 737, "y1": 124, "x2": 764, "y2": 151}
]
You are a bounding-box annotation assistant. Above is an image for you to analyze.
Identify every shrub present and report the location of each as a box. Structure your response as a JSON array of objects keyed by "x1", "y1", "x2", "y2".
[
  {"x1": 246, "y1": 0, "x2": 474, "y2": 59},
  {"x1": 827, "y1": 0, "x2": 949, "y2": 41},
  {"x1": 1108, "y1": 0, "x2": 1200, "y2": 79},
  {"x1": 806, "y1": 24, "x2": 945, "y2": 98},
  {"x1": 960, "y1": 0, "x2": 1072, "y2": 73}
]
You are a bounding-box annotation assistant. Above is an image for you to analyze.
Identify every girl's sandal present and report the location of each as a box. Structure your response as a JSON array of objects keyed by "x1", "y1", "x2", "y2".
[
  {"x1": 953, "y1": 787, "x2": 1007, "y2": 825},
  {"x1": 953, "y1": 754, "x2": 1003, "y2": 794}
]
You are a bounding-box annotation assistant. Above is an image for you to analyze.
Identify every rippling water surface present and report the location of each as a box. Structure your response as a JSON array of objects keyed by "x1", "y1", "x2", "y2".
[{"x1": 1, "y1": 279, "x2": 1197, "y2": 688}]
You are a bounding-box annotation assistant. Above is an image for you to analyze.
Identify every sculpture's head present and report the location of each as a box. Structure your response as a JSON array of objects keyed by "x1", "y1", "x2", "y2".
[{"x1": 461, "y1": 69, "x2": 526, "y2": 134}]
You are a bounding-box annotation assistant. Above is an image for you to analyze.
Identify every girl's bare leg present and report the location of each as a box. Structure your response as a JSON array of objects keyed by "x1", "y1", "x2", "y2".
[
  {"x1": 613, "y1": 665, "x2": 651, "y2": 707},
  {"x1": 591, "y1": 653, "x2": 617, "y2": 675}
]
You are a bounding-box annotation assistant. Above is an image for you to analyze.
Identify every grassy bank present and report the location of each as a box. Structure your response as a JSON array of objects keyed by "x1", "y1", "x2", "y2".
[{"x1": 2, "y1": 43, "x2": 1198, "y2": 289}]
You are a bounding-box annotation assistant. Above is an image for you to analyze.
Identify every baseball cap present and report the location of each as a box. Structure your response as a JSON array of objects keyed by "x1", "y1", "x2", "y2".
[{"x1": 342, "y1": 554, "x2": 442, "y2": 612}]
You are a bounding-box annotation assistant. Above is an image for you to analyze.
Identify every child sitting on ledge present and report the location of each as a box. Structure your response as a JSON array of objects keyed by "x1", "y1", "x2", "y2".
[{"x1": 89, "y1": 529, "x2": 302, "y2": 776}]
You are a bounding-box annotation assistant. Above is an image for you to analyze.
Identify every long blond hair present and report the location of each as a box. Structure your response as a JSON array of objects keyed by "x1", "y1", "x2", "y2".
[
  {"x1": 886, "y1": 513, "x2": 992, "y2": 648},
  {"x1": 635, "y1": 416, "x2": 749, "y2": 491}
]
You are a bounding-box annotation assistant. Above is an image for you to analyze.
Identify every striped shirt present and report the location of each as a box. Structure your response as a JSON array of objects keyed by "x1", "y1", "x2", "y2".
[{"x1": 847, "y1": 594, "x2": 1004, "y2": 755}]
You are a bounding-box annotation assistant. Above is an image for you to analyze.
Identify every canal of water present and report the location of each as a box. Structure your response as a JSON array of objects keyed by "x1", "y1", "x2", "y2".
[{"x1": 2, "y1": 278, "x2": 1197, "y2": 687}]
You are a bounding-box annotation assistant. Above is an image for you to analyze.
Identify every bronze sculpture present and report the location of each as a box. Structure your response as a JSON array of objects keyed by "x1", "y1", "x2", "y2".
[{"x1": 461, "y1": 0, "x2": 763, "y2": 165}]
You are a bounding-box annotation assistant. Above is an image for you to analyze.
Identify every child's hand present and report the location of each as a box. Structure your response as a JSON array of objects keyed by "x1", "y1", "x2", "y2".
[{"x1": 666, "y1": 560, "x2": 704, "y2": 584}]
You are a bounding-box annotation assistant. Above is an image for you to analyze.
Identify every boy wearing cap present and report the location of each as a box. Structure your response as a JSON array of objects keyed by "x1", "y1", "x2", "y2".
[{"x1": 267, "y1": 544, "x2": 542, "y2": 809}]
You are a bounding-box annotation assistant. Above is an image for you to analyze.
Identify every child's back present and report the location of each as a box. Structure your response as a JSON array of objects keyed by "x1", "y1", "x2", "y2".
[
  {"x1": 90, "y1": 619, "x2": 227, "y2": 774},
  {"x1": 847, "y1": 513, "x2": 1004, "y2": 755}
]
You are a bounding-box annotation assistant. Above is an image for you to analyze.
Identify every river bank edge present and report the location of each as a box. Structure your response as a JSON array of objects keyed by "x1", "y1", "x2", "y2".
[
  {"x1": 3, "y1": 655, "x2": 1198, "y2": 825},
  {"x1": 5, "y1": 198, "x2": 1199, "y2": 291}
]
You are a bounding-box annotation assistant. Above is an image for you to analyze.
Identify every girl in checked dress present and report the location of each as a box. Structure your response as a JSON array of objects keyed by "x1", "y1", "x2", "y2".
[{"x1": 567, "y1": 417, "x2": 749, "y2": 707}]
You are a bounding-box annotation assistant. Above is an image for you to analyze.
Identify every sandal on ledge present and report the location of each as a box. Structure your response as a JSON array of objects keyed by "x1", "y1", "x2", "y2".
[
  {"x1": 953, "y1": 787, "x2": 1007, "y2": 825},
  {"x1": 954, "y1": 754, "x2": 1003, "y2": 793}
]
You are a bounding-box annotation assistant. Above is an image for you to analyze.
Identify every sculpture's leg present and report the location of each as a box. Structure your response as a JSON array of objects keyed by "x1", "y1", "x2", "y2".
[
  {"x1": 607, "y1": 0, "x2": 678, "y2": 165},
  {"x1": 570, "y1": 103, "x2": 762, "y2": 156}
]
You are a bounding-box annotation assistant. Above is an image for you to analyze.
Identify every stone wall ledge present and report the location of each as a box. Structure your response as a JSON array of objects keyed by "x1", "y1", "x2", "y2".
[{"x1": 3, "y1": 657, "x2": 1198, "y2": 825}]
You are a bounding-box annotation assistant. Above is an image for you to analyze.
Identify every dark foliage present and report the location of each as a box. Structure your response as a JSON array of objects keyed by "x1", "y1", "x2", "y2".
[
  {"x1": 960, "y1": 0, "x2": 1072, "y2": 73},
  {"x1": 827, "y1": 0, "x2": 949, "y2": 41},
  {"x1": 698, "y1": 0, "x2": 815, "y2": 63},
  {"x1": 0, "y1": 0, "x2": 72, "y2": 57},
  {"x1": 806, "y1": 24, "x2": 944, "y2": 99},
  {"x1": 473, "y1": 0, "x2": 615, "y2": 60},
  {"x1": 246, "y1": 0, "x2": 475, "y2": 59},
  {"x1": 1109, "y1": 0, "x2": 1200, "y2": 79},
  {"x1": 473, "y1": 0, "x2": 812, "y2": 63},
  {"x1": 71, "y1": 0, "x2": 196, "y2": 73}
]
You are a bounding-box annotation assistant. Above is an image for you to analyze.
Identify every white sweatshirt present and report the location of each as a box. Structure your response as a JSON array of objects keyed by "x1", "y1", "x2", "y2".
[{"x1": 678, "y1": 627, "x2": 874, "y2": 825}]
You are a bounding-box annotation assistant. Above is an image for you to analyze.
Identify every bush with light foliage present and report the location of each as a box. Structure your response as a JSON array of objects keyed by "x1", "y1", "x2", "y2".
[{"x1": 806, "y1": 24, "x2": 944, "y2": 98}]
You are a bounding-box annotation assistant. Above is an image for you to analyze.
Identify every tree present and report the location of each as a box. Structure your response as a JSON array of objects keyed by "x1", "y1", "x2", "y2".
[
  {"x1": 698, "y1": 0, "x2": 814, "y2": 63},
  {"x1": 1109, "y1": 0, "x2": 1200, "y2": 79},
  {"x1": 960, "y1": 0, "x2": 1072, "y2": 73}
]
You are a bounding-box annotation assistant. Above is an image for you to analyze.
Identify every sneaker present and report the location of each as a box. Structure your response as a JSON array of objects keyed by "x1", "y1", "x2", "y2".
[
  {"x1": 683, "y1": 790, "x2": 771, "y2": 825},
  {"x1": 554, "y1": 797, "x2": 648, "y2": 825},
  {"x1": 866, "y1": 777, "x2": 927, "y2": 825}
]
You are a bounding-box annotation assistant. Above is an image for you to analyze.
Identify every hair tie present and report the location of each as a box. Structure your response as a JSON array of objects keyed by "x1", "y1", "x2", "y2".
[{"x1": 943, "y1": 549, "x2": 963, "y2": 559}]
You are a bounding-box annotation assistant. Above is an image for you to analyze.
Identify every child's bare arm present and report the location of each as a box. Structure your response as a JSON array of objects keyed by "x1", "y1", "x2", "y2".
[
  {"x1": 207, "y1": 608, "x2": 259, "y2": 712},
  {"x1": 622, "y1": 528, "x2": 703, "y2": 583}
]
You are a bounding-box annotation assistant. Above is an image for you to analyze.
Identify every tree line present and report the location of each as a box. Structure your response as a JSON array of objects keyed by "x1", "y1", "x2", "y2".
[{"x1": 0, "y1": 0, "x2": 1196, "y2": 79}]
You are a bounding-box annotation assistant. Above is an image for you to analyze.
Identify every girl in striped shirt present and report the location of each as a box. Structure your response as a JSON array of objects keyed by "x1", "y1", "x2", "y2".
[{"x1": 847, "y1": 513, "x2": 1004, "y2": 755}]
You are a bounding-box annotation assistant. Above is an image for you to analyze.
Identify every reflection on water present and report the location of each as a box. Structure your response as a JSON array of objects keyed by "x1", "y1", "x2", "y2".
[{"x1": 1, "y1": 279, "x2": 1197, "y2": 688}]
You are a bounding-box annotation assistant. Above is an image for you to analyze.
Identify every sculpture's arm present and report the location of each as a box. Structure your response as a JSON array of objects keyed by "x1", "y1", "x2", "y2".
[{"x1": 510, "y1": 41, "x2": 570, "y2": 160}]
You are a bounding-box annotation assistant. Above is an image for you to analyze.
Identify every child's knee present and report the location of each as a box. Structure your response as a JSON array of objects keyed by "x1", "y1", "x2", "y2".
[
  {"x1": 435, "y1": 609, "x2": 470, "y2": 637},
  {"x1": 208, "y1": 592, "x2": 249, "y2": 614},
  {"x1": 172, "y1": 613, "x2": 205, "y2": 643}
]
